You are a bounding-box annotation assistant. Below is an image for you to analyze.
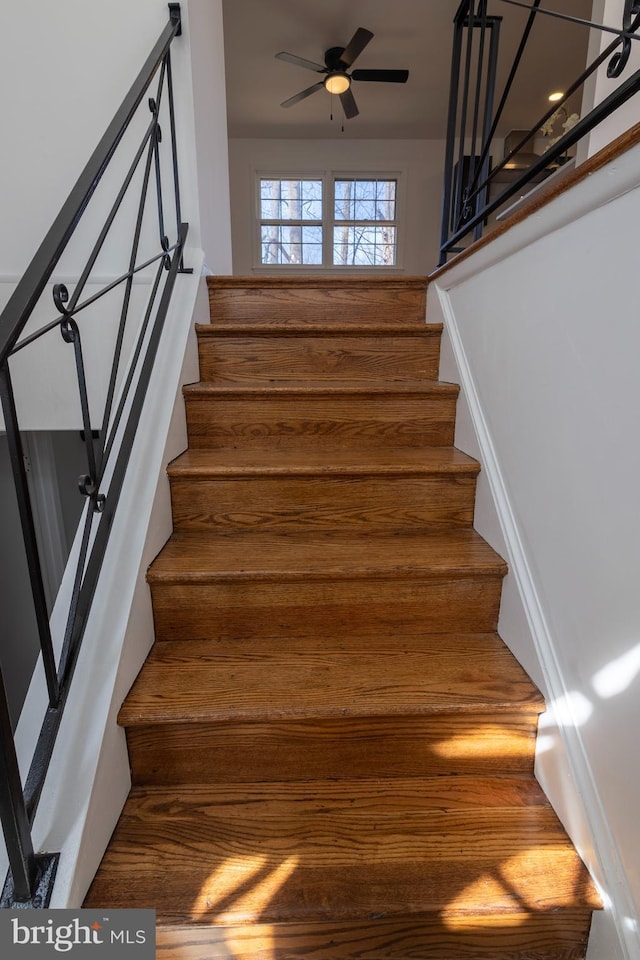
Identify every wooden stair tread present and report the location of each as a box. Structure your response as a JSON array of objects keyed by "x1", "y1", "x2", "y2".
[
  {"x1": 84, "y1": 776, "x2": 601, "y2": 924},
  {"x1": 168, "y1": 445, "x2": 480, "y2": 477},
  {"x1": 147, "y1": 529, "x2": 507, "y2": 583},
  {"x1": 119, "y1": 634, "x2": 544, "y2": 725},
  {"x1": 184, "y1": 378, "x2": 458, "y2": 397}
]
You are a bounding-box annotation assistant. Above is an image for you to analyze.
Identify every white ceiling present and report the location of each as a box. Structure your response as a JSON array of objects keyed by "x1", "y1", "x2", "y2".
[{"x1": 222, "y1": 0, "x2": 593, "y2": 140}]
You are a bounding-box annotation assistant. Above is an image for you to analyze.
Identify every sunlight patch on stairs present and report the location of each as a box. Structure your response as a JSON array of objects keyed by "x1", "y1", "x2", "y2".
[{"x1": 192, "y1": 855, "x2": 300, "y2": 923}]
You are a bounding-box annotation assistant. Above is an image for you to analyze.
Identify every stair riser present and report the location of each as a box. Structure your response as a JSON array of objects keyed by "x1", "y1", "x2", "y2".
[
  {"x1": 208, "y1": 283, "x2": 426, "y2": 325},
  {"x1": 126, "y1": 714, "x2": 539, "y2": 785},
  {"x1": 197, "y1": 336, "x2": 440, "y2": 382},
  {"x1": 157, "y1": 913, "x2": 593, "y2": 960},
  {"x1": 150, "y1": 576, "x2": 503, "y2": 641},
  {"x1": 185, "y1": 397, "x2": 456, "y2": 448},
  {"x1": 169, "y1": 475, "x2": 477, "y2": 532}
]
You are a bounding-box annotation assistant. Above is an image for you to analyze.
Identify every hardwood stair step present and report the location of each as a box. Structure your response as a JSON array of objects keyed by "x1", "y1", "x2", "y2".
[
  {"x1": 207, "y1": 275, "x2": 427, "y2": 326},
  {"x1": 84, "y1": 777, "x2": 600, "y2": 931},
  {"x1": 184, "y1": 379, "x2": 458, "y2": 449},
  {"x1": 121, "y1": 634, "x2": 542, "y2": 784},
  {"x1": 149, "y1": 527, "x2": 505, "y2": 641},
  {"x1": 147, "y1": 530, "x2": 506, "y2": 641},
  {"x1": 168, "y1": 447, "x2": 480, "y2": 532},
  {"x1": 196, "y1": 327, "x2": 441, "y2": 382},
  {"x1": 119, "y1": 634, "x2": 544, "y2": 726},
  {"x1": 147, "y1": 529, "x2": 507, "y2": 584}
]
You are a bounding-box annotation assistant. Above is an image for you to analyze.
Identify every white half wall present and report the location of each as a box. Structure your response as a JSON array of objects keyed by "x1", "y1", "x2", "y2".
[
  {"x1": 228, "y1": 138, "x2": 446, "y2": 273},
  {"x1": 429, "y1": 139, "x2": 640, "y2": 960}
]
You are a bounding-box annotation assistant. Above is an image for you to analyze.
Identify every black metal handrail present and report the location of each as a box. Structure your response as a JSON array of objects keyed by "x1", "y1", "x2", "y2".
[
  {"x1": 439, "y1": 0, "x2": 640, "y2": 263},
  {"x1": 0, "y1": 3, "x2": 189, "y2": 907}
]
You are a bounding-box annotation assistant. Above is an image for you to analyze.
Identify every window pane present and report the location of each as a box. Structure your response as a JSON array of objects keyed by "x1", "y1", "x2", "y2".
[
  {"x1": 261, "y1": 224, "x2": 323, "y2": 265},
  {"x1": 260, "y1": 179, "x2": 322, "y2": 220},
  {"x1": 334, "y1": 179, "x2": 397, "y2": 223},
  {"x1": 332, "y1": 225, "x2": 397, "y2": 266}
]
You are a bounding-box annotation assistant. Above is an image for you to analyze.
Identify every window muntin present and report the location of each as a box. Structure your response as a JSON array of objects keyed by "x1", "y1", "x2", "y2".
[{"x1": 258, "y1": 175, "x2": 399, "y2": 268}]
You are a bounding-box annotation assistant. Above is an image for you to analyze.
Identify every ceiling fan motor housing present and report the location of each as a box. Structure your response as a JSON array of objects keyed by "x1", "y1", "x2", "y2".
[{"x1": 325, "y1": 46, "x2": 348, "y2": 70}]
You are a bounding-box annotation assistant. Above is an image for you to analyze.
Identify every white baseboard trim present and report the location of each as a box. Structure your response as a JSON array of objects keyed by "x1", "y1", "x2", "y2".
[{"x1": 433, "y1": 280, "x2": 639, "y2": 960}]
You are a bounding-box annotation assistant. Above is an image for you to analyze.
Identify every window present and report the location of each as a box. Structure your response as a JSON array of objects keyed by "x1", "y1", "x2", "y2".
[
  {"x1": 333, "y1": 178, "x2": 397, "y2": 267},
  {"x1": 257, "y1": 175, "x2": 399, "y2": 268},
  {"x1": 260, "y1": 178, "x2": 323, "y2": 266}
]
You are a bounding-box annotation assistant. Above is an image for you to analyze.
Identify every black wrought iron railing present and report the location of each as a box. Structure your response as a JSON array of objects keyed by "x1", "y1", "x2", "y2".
[
  {"x1": 0, "y1": 4, "x2": 189, "y2": 907},
  {"x1": 440, "y1": 0, "x2": 640, "y2": 263}
]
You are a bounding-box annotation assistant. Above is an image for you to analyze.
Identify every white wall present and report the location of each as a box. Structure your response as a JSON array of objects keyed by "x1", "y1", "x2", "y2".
[
  {"x1": 430, "y1": 138, "x2": 640, "y2": 960},
  {"x1": 228, "y1": 138, "x2": 446, "y2": 274}
]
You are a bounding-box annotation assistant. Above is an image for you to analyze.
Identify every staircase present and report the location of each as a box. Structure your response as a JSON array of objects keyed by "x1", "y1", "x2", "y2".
[{"x1": 85, "y1": 276, "x2": 600, "y2": 959}]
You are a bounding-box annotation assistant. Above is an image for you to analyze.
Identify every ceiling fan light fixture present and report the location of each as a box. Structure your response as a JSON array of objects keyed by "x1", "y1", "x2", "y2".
[{"x1": 324, "y1": 72, "x2": 350, "y2": 95}]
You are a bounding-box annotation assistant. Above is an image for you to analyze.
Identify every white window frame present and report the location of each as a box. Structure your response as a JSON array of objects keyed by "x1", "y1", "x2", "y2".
[{"x1": 253, "y1": 170, "x2": 405, "y2": 272}]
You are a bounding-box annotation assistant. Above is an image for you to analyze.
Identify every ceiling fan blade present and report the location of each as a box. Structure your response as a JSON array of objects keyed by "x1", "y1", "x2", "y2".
[
  {"x1": 340, "y1": 87, "x2": 359, "y2": 119},
  {"x1": 352, "y1": 69, "x2": 409, "y2": 83},
  {"x1": 339, "y1": 27, "x2": 373, "y2": 67},
  {"x1": 281, "y1": 82, "x2": 324, "y2": 108},
  {"x1": 275, "y1": 51, "x2": 326, "y2": 73}
]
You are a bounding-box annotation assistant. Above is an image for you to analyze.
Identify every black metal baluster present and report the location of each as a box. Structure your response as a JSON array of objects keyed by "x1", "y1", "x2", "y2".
[
  {"x1": 165, "y1": 50, "x2": 182, "y2": 239},
  {"x1": 98, "y1": 106, "x2": 160, "y2": 475},
  {"x1": 454, "y1": 4, "x2": 477, "y2": 232},
  {"x1": 0, "y1": 363, "x2": 59, "y2": 707},
  {"x1": 166, "y1": 50, "x2": 191, "y2": 274},
  {"x1": 0, "y1": 668, "x2": 38, "y2": 900},
  {"x1": 440, "y1": 5, "x2": 468, "y2": 262},
  {"x1": 476, "y1": 18, "x2": 501, "y2": 237},
  {"x1": 468, "y1": 1, "x2": 489, "y2": 236},
  {"x1": 99, "y1": 262, "x2": 166, "y2": 475},
  {"x1": 469, "y1": 0, "x2": 541, "y2": 203},
  {"x1": 149, "y1": 56, "x2": 170, "y2": 263},
  {"x1": 58, "y1": 312, "x2": 100, "y2": 508}
]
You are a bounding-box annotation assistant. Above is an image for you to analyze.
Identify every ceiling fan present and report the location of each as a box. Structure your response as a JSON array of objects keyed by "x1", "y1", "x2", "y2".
[{"x1": 276, "y1": 27, "x2": 409, "y2": 120}]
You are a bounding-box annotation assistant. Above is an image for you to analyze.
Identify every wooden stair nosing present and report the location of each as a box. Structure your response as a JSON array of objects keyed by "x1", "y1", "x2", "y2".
[
  {"x1": 146, "y1": 529, "x2": 507, "y2": 585},
  {"x1": 166, "y1": 446, "x2": 480, "y2": 478},
  {"x1": 183, "y1": 379, "x2": 459, "y2": 398},
  {"x1": 195, "y1": 322, "x2": 443, "y2": 337},
  {"x1": 154, "y1": 913, "x2": 595, "y2": 960},
  {"x1": 206, "y1": 275, "x2": 429, "y2": 290}
]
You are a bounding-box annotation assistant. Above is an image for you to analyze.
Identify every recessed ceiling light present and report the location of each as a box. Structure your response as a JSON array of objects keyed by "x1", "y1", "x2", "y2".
[{"x1": 548, "y1": 91, "x2": 564, "y2": 102}]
